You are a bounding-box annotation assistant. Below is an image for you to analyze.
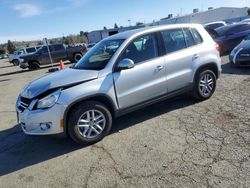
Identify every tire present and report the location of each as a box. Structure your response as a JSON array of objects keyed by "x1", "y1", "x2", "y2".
[
  {"x1": 12, "y1": 59, "x2": 19, "y2": 66},
  {"x1": 74, "y1": 53, "x2": 82, "y2": 62},
  {"x1": 28, "y1": 61, "x2": 40, "y2": 70},
  {"x1": 67, "y1": 101, "x2": 112, "y2": 145},
  {"x1": 193, "y1": 70, "x2": 216, "y2": 100}
]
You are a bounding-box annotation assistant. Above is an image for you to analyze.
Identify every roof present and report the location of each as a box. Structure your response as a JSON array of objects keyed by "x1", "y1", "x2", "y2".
[{"x1": 105, "y1": 23, "x2": 202, "y2": 40}]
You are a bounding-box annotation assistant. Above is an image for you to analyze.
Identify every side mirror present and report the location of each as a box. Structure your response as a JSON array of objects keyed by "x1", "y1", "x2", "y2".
[{"x1": 116, "y1": 58, "x2": 135, "y2": 71}]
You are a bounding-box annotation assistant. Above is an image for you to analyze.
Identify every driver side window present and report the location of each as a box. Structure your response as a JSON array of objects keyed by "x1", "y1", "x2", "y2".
[{"x1": 120, "y1": 33, "x2": 158, "y2": 64}]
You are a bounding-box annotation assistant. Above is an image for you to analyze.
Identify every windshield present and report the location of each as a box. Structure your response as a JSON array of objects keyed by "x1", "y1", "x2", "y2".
[{"x1": 73, "y1": 39, "x2": 124, "y2": 70}]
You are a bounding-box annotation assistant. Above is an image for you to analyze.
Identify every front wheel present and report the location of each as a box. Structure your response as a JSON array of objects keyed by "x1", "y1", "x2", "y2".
[
  {"x1": 193, "y1": 70, "x2": 216, "y2": 100},
  {"x1": 67, "y1": 101, "x2": 112, "y2": 145},
  {"x1": 12, "y1": 59, "x2": 19, "y2": 66}
]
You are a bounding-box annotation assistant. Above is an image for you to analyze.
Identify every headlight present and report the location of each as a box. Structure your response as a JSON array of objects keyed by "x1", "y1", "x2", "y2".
[
  {"x1": 37, "y1": 89, "x2": 61, "y2": 109},
  {"x1": 230, "y1": 48, "x2": 238, "y2": 56}
]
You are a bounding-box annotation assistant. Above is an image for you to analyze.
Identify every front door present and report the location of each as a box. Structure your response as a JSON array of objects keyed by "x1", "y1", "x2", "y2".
[{"x1": 113, "y1": 33, "x2": 167, "y2": 109}]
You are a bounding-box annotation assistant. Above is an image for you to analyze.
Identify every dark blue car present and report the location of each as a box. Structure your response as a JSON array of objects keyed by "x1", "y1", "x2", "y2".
[
  {"x1": 229, "y1": 34, "x2": 250, "y2": 67},
  {"x1": 208, "y1": 23, "x2": 250, "y2": 54}
]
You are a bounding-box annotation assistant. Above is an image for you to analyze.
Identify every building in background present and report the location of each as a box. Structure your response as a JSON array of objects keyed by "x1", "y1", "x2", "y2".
[
  {"x1": 157, "y1": 7, "x2": 249, "y2": 25},
  {"x1": 88, "y1": 7, "x2": 249, "y2": 43}
]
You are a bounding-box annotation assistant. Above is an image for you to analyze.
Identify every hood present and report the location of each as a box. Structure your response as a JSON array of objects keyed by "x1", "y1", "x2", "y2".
[{"x1": 21, "y1": 68, "x2": 99, "y2": 99}]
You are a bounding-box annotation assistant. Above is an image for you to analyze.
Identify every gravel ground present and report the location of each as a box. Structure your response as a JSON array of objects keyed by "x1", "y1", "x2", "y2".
[{"x1": 0, "y1": 57, "x2": 249, "y2": 188}]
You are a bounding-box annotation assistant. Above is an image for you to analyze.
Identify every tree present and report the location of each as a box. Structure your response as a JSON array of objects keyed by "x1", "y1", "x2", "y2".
[
  {"x1": 248, "y1": 8, "x2": 250, "y2": 16},
  {"x1": 37, "y1": 41, "x2": 43, "y2": 45},
  {"x1": 114, "y1": 23, "x2": 118, "y2": 28},
  {"x1": 7, "y1": 40, "x2": 16, "y2": 53},
  {"x1": 80, "y1": 31, "x2": 84, "y2": 37},
  {"x1": 0, "y1": 46, "x2": 6, "y2": 55},
  {"x1": 103, "y1": 26, "x2": 107, "y2": 30}
]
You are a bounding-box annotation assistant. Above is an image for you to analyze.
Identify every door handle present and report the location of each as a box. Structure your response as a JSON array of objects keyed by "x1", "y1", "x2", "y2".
[
  {"x1": 155, "y1": 65, "x2": 164, "y2": 71},
  {"x1": 193, "y1": 54, "x2": 199, "y2": 60}
]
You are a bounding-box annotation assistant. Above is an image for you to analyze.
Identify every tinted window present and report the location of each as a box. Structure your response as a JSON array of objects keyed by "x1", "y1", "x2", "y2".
[
  {"x1": 52, "y1": 44, "x2": 64, "y2": 51},
  {"x1": 120, "y1": 33, "x2": 158, "y2": 64},
  {"x1": 183, "y1": 28, "x2": 196, "y2": 47},
  {"x1": 26, "y1": 47, "x2": 36, "y2": 53},
  {"x1": 191, "y1": 28, "x2": 203, "y2": 44},
  {"x1": 161, "y1": 29, "x2": 186, "y2": 53},
  {"x1": 205, "y1": 23, "x2": 224, "y2": 30}
]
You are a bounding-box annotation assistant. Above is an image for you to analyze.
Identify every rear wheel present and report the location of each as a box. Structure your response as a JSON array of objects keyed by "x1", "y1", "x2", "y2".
[
  {"x1": 74, "y1": 53, "x2": 82, "y2": 62},
  {"x1": 67, "y1": 101, "x2": 112, "y2": 145},
  {"x1": 28, "y1": 61, "x2": 40, "y2": 70},
  {"x1": 193, "y1": 70, "x2": 216, "y2": 100}
]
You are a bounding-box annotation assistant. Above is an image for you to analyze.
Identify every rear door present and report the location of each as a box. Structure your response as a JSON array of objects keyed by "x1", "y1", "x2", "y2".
[
  {"x1": 113, "y1": 33, "x2": 167, "y2": 109},
  {"x1": 50, "y1": 44, "x2": 67, "y2": 62},
  {"x1": 162, "y1": 28, "x2": 201, "y2": 93}
]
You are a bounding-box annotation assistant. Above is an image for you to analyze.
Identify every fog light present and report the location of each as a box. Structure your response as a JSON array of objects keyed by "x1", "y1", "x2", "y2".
[{"x1": 40, "y1": 122, "x2": 52, "y2": 131}]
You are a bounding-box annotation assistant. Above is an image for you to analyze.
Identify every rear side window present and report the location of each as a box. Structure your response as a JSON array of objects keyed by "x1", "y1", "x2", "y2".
[
  {"x1": 26, "y1": 47, "x2": 36, "y2": 53},
  {"x1": 120, "y1": 33, "x2": 158, "y2": 64},
  {"x1": 190, "y1": 28, "x2": 203, "y2": 44},
  {"x1": 183, "y1": 28, "x2": 196, "y2": 47},
  {"x1": 161, "y1": 29, "x2": 186, "y2": 53},
  {"x1": 52, "y1": 44, "x2": 64, "y2": 51}
]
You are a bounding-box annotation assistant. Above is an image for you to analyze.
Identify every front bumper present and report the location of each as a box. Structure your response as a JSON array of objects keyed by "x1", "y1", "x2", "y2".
[
  {"x1": 229, "y1": 54, "x2": 250, "y2": 67},
  {"x1": 17, "y1": 103, "x2": 65, "y2": 135}
]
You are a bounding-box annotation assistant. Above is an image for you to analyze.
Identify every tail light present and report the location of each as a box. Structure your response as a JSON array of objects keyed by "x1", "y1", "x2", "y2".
[
  {"x1": 83, "y1": 47, "x2": 88, "y2": 53},
  {"x1": 215, "y1": 43, "x2": 220, "y2": 52}
]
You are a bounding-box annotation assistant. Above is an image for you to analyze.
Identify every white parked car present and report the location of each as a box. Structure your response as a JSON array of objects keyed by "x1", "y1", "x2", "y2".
[
  {"x1": 9, "y1": 47, "x2": 38, "y2": 66},
  {"x1": 204, "y1": 21, "x2": 227, "y2": 30}
]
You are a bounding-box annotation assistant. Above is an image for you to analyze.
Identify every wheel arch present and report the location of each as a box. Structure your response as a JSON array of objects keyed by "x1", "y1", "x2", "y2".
[
  {"x1": 63, "y1": 94, "x2": 117, "y2": 134},
  {"x1": 193, "y1": 62, "x2": 219, "y2": 82}
]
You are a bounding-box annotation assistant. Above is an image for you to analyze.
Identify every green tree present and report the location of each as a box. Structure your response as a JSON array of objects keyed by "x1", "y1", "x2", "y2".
[
  {"x1": 80, "y1": 31, "x2": 84, "y2": 37},
  {"x1": 7, "y1": 40, "x2": 16, "y2": 53},
  {"x1": 114, "y1": 23, "x2": 118, "y2": 28},
  {"x1": 37, "y1": 41, "x2": 43, "y2": 45},
  {"x1": 0, "y1": 46, "x2": 6, "y2": 55}
]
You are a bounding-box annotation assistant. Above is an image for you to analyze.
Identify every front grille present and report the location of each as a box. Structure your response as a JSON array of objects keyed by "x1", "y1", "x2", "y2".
[
  {"x1": 20, "y1": 97, "x2": 32, "y2": 104},
  {"x1": 17, "y1": 97, "x2": 32, "y2": 112},
  {"x1": 239, "y1": 61, "x2": 250, "y2": 66}
]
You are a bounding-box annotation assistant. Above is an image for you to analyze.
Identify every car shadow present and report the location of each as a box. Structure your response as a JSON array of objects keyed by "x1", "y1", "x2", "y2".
[
  {"x1": 0, "y1": 62, "x2": 72, "y2": 77},
  {"x1": 221, "y1": 62, "x2": 250, "y2": 75},
  {"x1": 0, "y1": 94, "x2": 198, "y2": 176},
  {"x1": 0, "y1": 65, "x2": 14, "y2": 69}
]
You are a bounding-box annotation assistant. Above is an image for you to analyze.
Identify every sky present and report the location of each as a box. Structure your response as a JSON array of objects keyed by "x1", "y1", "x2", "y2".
[{"x1": 0, "y1": 0, "x2": 249, "y2": 44}]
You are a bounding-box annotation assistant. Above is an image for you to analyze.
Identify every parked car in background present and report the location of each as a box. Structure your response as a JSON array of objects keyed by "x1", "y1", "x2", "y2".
[
  {"x1": 204, "y1": 21, "x2": 226, "y2": 30},
  {"x1": 19, "y1": 44, "x2": 87, "y2": 70},
  {"x1": 207, "y1": 23, "x2": 250, "y2": 54},
  {"x1": 240, "y1": 18, "x2": 250, "y2": 23},
  {"x1": 9, "y1": 47, "x2": 38, "y2": 66},
  {"x1": 230, "y1": 34, "x2": 250, "y2": 67},
  {"x1": 16, "y1": 24, "x2": 221, "y2": 144}
]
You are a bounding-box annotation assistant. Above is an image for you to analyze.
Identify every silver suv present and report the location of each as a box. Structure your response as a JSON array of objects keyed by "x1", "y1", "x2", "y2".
[{"x1": 16, "y1": 24, "x2": 221, "y2": 144}]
